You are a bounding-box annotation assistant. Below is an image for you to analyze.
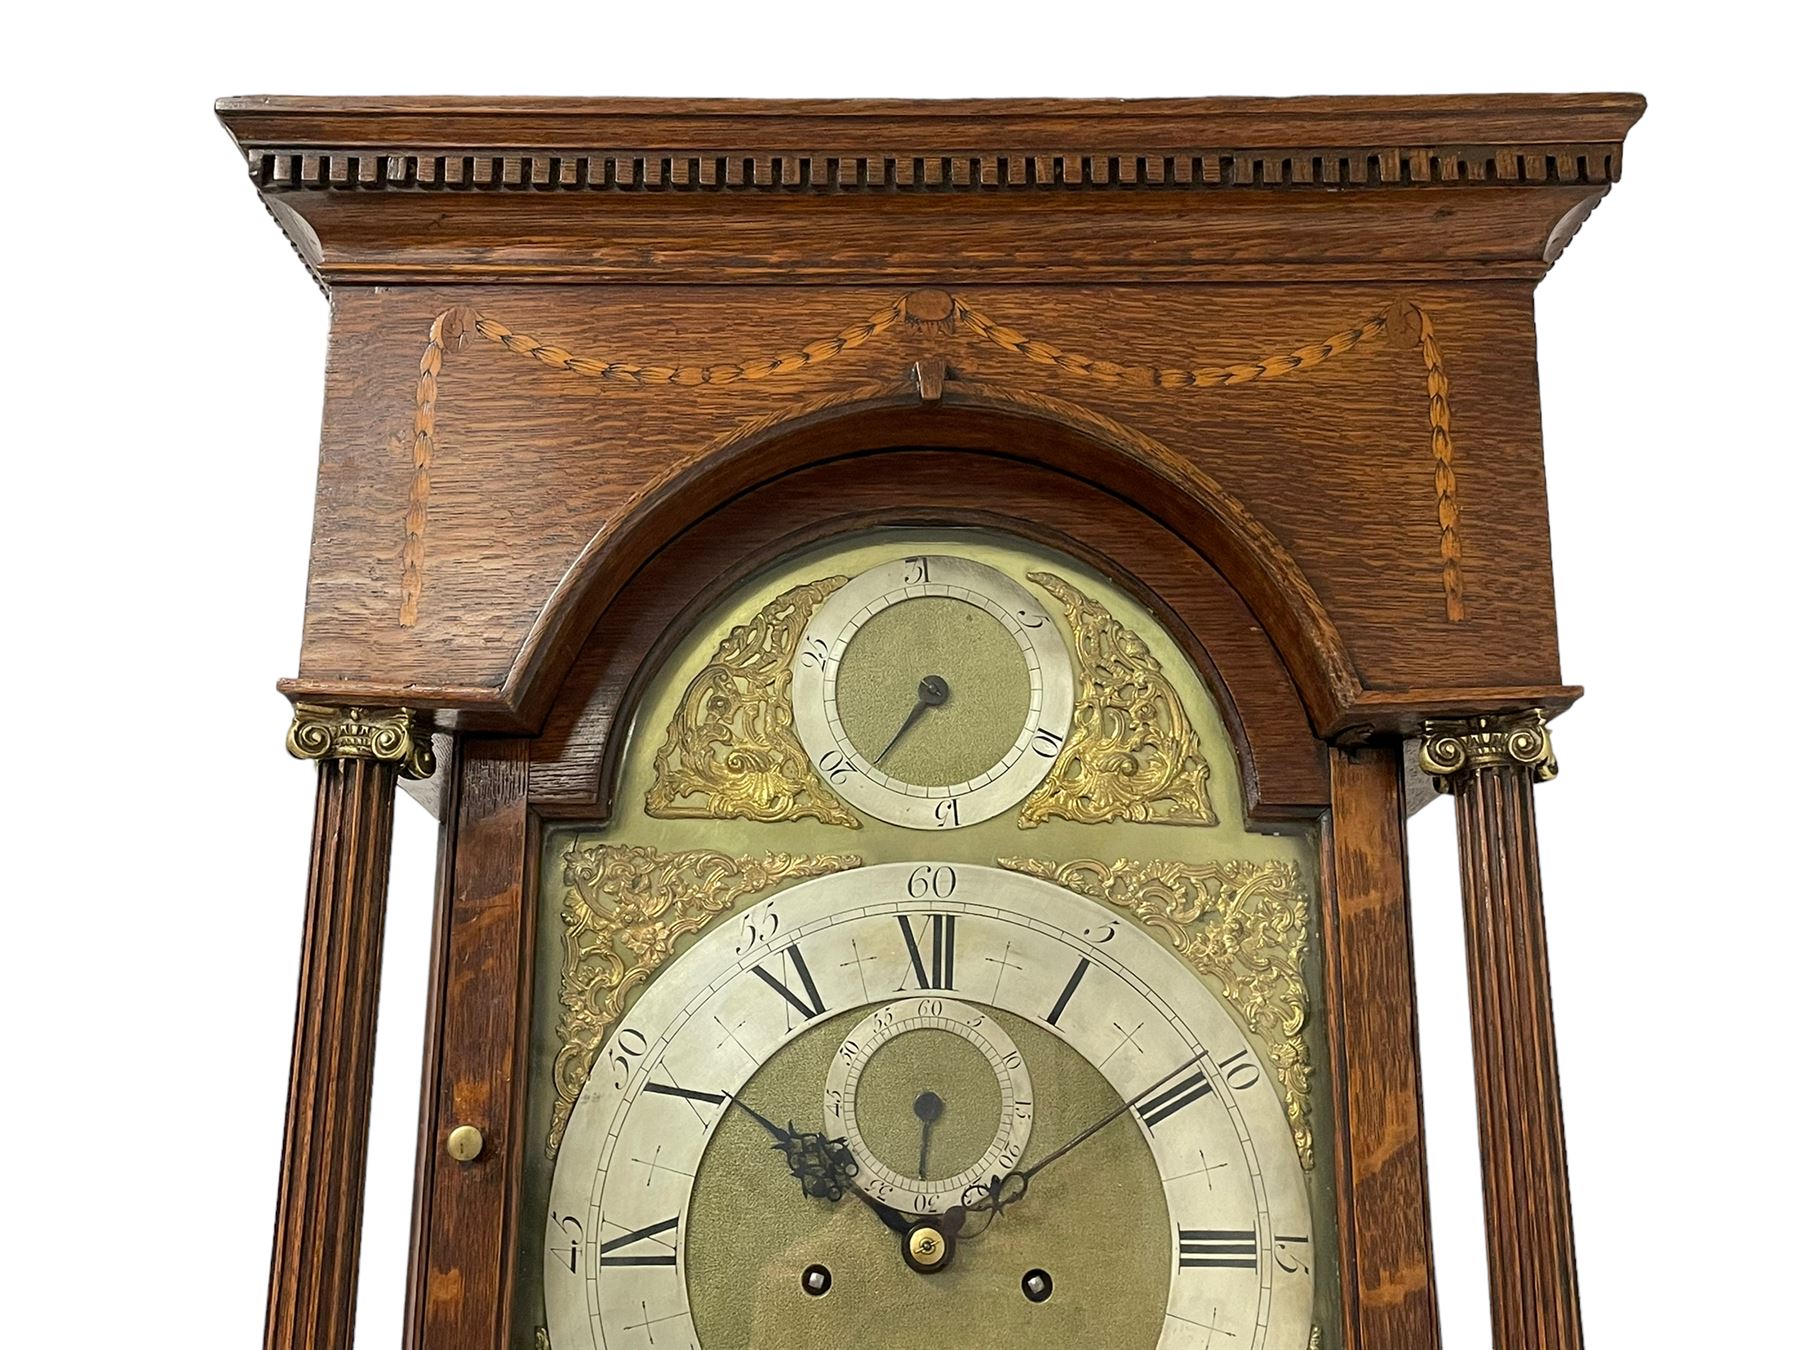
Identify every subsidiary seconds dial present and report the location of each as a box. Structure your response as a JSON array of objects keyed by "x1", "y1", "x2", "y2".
[
  {"x1": 824, "y1": 996, "x2": 1034, "y2": 1216},
  {"x1": 791, "y1": 555, "x2": 1074, "y2": 828}
]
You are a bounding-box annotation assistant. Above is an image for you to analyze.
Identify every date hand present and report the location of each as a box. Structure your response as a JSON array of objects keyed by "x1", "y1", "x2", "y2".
[
  {"x1": 873, "y1": 675, "x2": 949, "y2": 766},
  {"x1": 955, "y1": 1048, "x2": 1209, "y2": 1234}
]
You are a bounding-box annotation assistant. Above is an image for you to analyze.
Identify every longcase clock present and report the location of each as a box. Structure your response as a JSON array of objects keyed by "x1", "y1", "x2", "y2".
[{"x1": 219, "y1": 94, "x2": 1644, "y2": 1350}]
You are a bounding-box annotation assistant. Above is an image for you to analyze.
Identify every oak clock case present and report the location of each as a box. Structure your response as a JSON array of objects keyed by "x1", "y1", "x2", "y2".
[
  {"x1": 227, "y1": 90, "x2": 1642, "y2": 1350},
  {"x1": 519, "y1": 531, "x2": 1336, "y2": 1350}
]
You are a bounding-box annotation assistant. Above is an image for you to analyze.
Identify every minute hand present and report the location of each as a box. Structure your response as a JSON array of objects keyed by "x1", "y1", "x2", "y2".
[{"x1": 965, "y1": 1048, "x2": 1209, "y2": 1217}]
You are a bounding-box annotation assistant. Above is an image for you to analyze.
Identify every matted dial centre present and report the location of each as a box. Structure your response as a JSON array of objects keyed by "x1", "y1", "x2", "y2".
[
  {"x1": 834, "y1": 597, "x2": 1028, "y2": 787},
  {"x1": 854, "y1": 1030, "x2": 997, "y2": 1183}
]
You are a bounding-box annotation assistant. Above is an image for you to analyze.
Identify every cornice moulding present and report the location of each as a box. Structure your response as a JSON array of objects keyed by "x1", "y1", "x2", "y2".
[
  {"x1": 217, "y1": 94, "x2": 1644, "y2": 285},
  {"x1": 214, "y1": 93, "x2": 1647, "y2": 142},
  {"x1": 220, "y1": 93, "x2": 1643, "y2": 192}
]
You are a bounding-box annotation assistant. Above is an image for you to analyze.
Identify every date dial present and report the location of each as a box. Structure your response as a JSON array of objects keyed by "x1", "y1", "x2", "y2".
[
  {"x1": 791, "y1": 554, "x2": 1074, "y2": 829},
  {"x1": 824, "y1": 997, "x2": 1034, "y2": 1216}
]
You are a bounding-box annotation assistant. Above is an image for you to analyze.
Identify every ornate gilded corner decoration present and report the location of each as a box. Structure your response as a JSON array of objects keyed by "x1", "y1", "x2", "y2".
[
  {"x1": 1310, "y1": 1329, "x2": 1323, "y2": 1350},
  {"x1": 1018, "y1": 571, "x2": 1217, "y2": 829},
  {"x1": 1419, "y1": 708, "x2": 1557, "y2": 793},
  {"x1": 646, "y1": 577, "x2": 861, "y2": 828},
  {"x1": 400, "y1": 292, "x2": 1464, "y2": 625},
  {"x1": 535, "y1": 1330, "x2": 550, "y2": 1350},
  {"x1": 284, "y1": 702, "x2": 434, "y2": 780},
  {"x1": 1001, "y1": 855, "x2": 1315, "y2": 1169},
  {"x1": 548, "y1": 844, "x2": 862, "y2": 1156}
]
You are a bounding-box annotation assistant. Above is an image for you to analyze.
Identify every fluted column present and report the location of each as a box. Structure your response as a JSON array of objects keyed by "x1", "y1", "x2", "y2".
[
  {"x1": 265, "y1": 705, "x2": 434, "y2": 1350},
  {"x1": 1421, "y1": 710, "x2": 1581, "y2": 1350}
]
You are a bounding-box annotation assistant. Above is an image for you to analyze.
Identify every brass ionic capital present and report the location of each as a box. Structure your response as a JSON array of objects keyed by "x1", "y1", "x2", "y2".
[
  {"x1": 1419, "y1": 709, "x2": 1557, "y2": 793},
  {"x1": 285, "y1": 702, "x2": 435, "y2": 780}
]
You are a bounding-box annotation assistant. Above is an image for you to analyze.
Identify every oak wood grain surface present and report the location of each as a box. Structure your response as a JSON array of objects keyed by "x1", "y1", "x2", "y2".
[
  {"x1": 410, "y1": 741, "x2": 534, "y2": 1350},
  {"x1": 218, "y1": 94, "x2": 1642, "y2": 285},
  {"x1": 216, "y1": 96, "x2": 1643, "y2": 741},
  {"x1": 403, "y1": 737, "x2": 462, "y2": 1348},
  {"x1": 1453, "y1": 761, "x2": 1585, "y2": 1349},
  {"x1": 264, "y1": 759, "x2": 402, "y2": 1350},
  {"x1": 216, "y1": 91, "x2": 1646, "y2": 134},
  {"x1": 286, "y1": 283, "x2": 1568, "y2": 734},
  {"x1": 1321, "y1": 747, "x2": 1442, "y2": 1349}
]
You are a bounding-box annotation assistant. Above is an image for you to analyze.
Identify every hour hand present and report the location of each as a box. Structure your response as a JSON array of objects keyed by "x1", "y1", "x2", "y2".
[
  {"x1": 722, "y1": 1092, "x2": 858, "y2": 1201},
  {"x1": 720, "y1": 1092, "x2": 913, "y2": 1233}
]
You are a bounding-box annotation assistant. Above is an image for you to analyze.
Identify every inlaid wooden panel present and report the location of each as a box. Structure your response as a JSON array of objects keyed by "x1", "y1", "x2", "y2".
[
  {"x1": 288, "y1": 283, "x2": 1570, "y2": 732},
  {"x1": 214, "y1": 97, "x2": 1641, "y2": 740}
]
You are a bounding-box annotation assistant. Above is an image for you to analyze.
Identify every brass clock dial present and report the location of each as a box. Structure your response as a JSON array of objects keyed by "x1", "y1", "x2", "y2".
[
  {"x1": 791, "y1": 554, "x2": 1075, "y2": 828},
  {"x1": 529, "y1": 529, "x2": 1330, "y2": 1350},
  {"x1": 544, "y1": 864, "x2": 1314, "y2": 1350}
]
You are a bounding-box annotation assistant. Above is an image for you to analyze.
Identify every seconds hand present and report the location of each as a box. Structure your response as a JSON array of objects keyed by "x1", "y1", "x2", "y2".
[{"x1": 914, "y1": 1090, "x2": 944, "y2": 1180}]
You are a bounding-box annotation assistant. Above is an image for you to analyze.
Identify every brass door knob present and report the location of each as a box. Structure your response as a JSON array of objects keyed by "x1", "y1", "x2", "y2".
[{"x1": 446, "y1": 1124, "x2": 485, "y2": 1163}]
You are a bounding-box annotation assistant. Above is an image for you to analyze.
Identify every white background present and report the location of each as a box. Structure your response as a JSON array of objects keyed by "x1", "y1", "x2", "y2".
[{"x1": 3, "y1": 4, "x2": 1792, "y2": 1344}]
